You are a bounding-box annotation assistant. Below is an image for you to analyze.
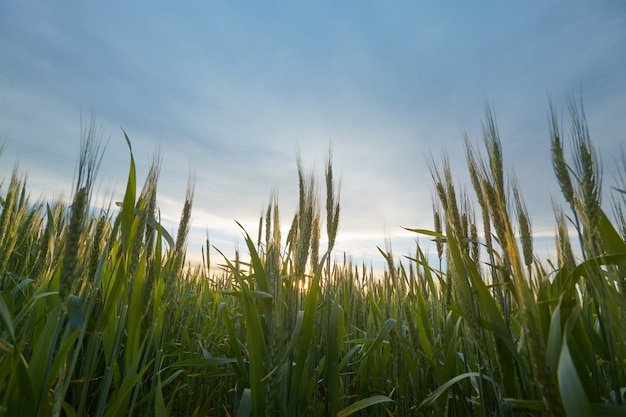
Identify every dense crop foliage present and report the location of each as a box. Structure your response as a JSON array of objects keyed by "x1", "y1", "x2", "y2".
[{"x1": 0, "y1": 102, "x2": 625, "y2": 416}]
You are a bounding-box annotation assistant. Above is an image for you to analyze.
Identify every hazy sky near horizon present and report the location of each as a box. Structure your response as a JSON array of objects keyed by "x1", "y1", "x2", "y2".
[{"x1": 1, "y1": 2, "x2": 625, "y2": 268}]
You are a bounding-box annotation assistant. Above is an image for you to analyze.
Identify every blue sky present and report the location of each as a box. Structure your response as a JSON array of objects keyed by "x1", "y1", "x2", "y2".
[{"x1": 1, "y1": 2, "x2": 625, "y2": 269}]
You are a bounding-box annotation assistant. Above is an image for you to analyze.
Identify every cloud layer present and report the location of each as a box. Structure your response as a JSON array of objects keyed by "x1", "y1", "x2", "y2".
[{"x1": 1, "y1": 2, "x2": 625, "y2": 269}]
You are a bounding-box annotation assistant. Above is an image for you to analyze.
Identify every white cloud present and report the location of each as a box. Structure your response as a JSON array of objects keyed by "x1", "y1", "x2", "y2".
[{"x1": 1, "y1": 1, "x2": 625, "y2": 272}]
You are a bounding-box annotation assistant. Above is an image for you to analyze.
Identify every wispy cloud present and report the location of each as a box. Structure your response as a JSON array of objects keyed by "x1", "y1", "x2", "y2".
[{"x1": 1, "y1": 2, "x2": 625, "y2": 270}]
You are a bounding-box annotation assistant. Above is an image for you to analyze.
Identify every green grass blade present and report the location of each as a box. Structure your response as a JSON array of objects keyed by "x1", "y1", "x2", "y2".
[
  {"x1": 120, "y1": 131, "x2": 136, "y2": 251},
  {"x1": 6, "y1": 352, "x2": 37, "y2": 416},
  {"x1": 154, "y1": 376, "x2": 167, "y2": 417},
  {"x1": 363, "y1": 317, "x2": 396, "y2": 359},
  {"x1": 417, "y1": 372, "x2": 496, "y2": 411},
  {"x1": 337, "y1": 395, "x2": 393, "y2": 417},
  {"x1": 236, "y1": 388, "x2": 252, "y2": 417},
  {"x1": 237, "y1": 221, "x2": 269, "y2": 292},
  {"x1": 558, "y1": 333, "x2": 592, "y2": 417},
  {"x1": 0, "y1": 294, "x2": 15, "y2": 342},
  {"x1": 125, "y1": 252, "x2": 146, "y2": 374}
]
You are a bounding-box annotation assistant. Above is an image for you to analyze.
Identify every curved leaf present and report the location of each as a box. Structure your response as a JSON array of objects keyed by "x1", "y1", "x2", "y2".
[{"x1": 337, "y1": 395, "x2": 393, "y2": 417}]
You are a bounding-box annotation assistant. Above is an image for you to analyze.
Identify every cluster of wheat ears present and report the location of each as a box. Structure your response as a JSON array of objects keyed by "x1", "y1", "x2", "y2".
[{"x1": 0, "y1": 99, "x2": 625, "y2": 416}]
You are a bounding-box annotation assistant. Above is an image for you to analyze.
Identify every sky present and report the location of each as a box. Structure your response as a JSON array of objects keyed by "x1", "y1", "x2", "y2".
[{"x1": 1, "y1": 2, "x2": 625, "y2": 271}]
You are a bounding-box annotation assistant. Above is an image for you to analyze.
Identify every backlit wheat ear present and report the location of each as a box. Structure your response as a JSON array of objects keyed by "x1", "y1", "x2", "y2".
[
  {"x1": 470, "y1": 222, "x2": 479, "y2": 264},
  {"x1": 271, "y1": 192, "x2": 281, "y2": 249},
  {"x1": 293, "y1": 155, "x2": 317, "y2": 281},
  {"x1": 610, "y1": 149, "x2": 626, "y2": 237},
  {"x1": 433, "y1": 206, "x2": 443, "y2": 261},
  {"x1": 549, "y1": 100, "x2": 576, "y2": 210},
  {"x1": 285, "y1": 211, "x2": 297, "y2": 254},
  {"x1": 325, "y1": 148, "x2": 341, "y2": 253},
  {"x1": 481, "y1": 104, "x2": 517, "y2": 259},
  {"x1": 264, "y1": 199, "x2": 272, "y2": 250},
  {"x1": 465, "y1": 138, "x2": 497, "y2": 269},
  {"x1": 513, "y1": 180, "x2": 533, "y2": 273},
  {"x1": 482, "y1": 179, "x2": 507, "y2": 253},
  {"x1": 569, "y1": 99, "x2": 602, "y2": 247},
  {"x1": 310, "y1": 204, "x2": 320, "y2": 272},
  {"x1": 443, "y1": 159, "x2": 463, "y2": 237},
  {"x1": 482, "y1": 103, "x2": 505, "y2": 197},
  {"x1": 269, "y1": 192, "x2": 282, "y2": 289},
  {"x1": 0, "y1": 167, "x2": 27, "y2": 271},
  {"x1": 553, "y1": 202, "x2": 575, "y2": 269},
  {"x1": 431, "y1": 154, "x2": 464, "y2": 238},
  {"x1": 88, "y1": 213, "x2": 107, "y2": 280},
  {"x1": 172, "y1": 172, "x2": 195, "y2": 275},
  {"x1": 434, "y1": 180, "x2": 447, "y2": 212},
  {"x1": 35, "y1": 203, "x2": 54, "y2": 269},
  {"x1": 59, "y1": 120, "x2": 106, "y2": 302},
  {"x1": 0, "y1": 166, "x2": 18, "y2": 240}
]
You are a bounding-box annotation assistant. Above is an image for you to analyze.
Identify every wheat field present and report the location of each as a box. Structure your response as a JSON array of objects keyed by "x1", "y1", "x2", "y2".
[{"x1": 0, "y1": 101, "x2": 625, "y2": 416}]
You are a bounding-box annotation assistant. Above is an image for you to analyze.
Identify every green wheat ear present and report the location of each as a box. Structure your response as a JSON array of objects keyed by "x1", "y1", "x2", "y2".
[
  {"x1": 325, "y1": 147, "x2": 341, "y2": 253},
  {"x1": 58, "y1": 186, "x2": 87, "y2": 302},
  {"x1": 513, "y1": 181, "x2": 533, "y2": 274},
  {"x1": 59, "y1": 120, "x2": 106, "y2": 303},
  {"x1": 549, "y1": 99, "x2": 576, "y2": 210},
  {"x1": 433, "y1": 206, "x2": 443, "y2": 261},
  {"x1": 172, "y1": 172, "x2": 195, "y2": 276}
]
